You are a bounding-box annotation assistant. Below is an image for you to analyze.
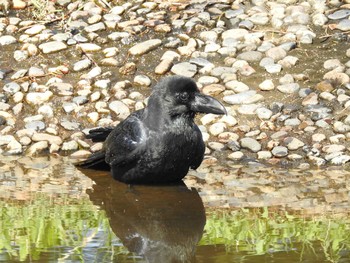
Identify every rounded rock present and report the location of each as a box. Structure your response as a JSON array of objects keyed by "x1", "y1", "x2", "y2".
[
  {"x1": 240, "y1": 137, "x2": 262, "y2": 153},
  {"x1": 271, "y1": 146, "x2": 288, "y2": 157}
]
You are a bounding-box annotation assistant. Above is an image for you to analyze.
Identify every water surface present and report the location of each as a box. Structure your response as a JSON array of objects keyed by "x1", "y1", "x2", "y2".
[{"x1": 0, "y1": 157, "x2": 349, "y2": 262}]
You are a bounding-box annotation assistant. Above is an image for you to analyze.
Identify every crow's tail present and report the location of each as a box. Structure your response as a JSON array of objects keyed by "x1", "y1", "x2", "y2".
[
  {"x1": 86, "y1": 127, "x2": 114, "y2": 142},
  {"x1": 76, "y1": 151, "x2": 110, "y2": 170}
]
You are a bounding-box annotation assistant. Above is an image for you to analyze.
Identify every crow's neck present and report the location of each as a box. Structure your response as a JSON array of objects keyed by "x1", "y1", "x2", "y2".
[{"x1": 144, "y1": 99, "x2": 194, "y2": 130}]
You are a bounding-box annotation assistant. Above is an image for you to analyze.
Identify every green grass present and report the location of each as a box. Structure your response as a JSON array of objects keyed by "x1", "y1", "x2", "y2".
[
  {"x1": 0, "y1": 194, "x2": 114, "y2": 261},
  {"x1": 200, "y1": 207, "x2": 350, "y2": 262},
  {"x1": 1, "y1": 195, "x2": 350, "y2": 262}
]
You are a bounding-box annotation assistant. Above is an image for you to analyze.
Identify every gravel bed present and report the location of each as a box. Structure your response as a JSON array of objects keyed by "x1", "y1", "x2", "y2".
[{"x1": 1, "y1": 0, "x2": 350, "y2": 169}]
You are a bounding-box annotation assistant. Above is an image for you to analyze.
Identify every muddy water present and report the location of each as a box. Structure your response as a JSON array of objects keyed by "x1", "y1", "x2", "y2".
[{"x1": 0, "y1": 157, "x2": 349, "y2": 262}]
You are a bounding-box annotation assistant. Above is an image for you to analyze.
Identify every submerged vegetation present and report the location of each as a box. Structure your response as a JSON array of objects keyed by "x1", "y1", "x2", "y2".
[
  {"x1": 201, "y1": 208, "x2": 350, "y2": 263},
  {"x1": 1, "y1": 195, "x2": 350, "y2": 262}
]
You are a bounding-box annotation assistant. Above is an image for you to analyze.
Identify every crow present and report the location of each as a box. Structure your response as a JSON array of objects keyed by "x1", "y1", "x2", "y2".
[{"x1": 78, "y1": 76, "x2": 226, "y2": 184}]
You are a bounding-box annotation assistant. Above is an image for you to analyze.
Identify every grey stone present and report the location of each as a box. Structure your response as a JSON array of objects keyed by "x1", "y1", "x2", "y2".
[
  {"x1": 39, "y1": 41, "x2": 67, "y2": 54},
  {"x1": 0, "y1": 135, "x2": 15, "y2": 146},
  {"x1": 79, "y1": 43, "x2": 101, "y2": 52},
  {"x1": 73, "y1": 96, "x2": 88, "y2": 105},
  {"x1": 222, "y1": 29, "x2": 248, "y2": 40},
  {"x1": 259, "y1": 57, "x2": 275, "y2": 67},
  {"x1": 284, "y1": 118, "x2": 301, "y2": 126},
  {"x1": 223, "y1": 90, "x2": 264, "y2": 105},
  {"x1": 284, "y1": 137, "x2": 304, "y2": 150},
  {"x1": 272, "y1": 146, "x2": 288, "y2": 157},
  {"x1": 256, "y1": 107, "x2": 273, "y2": 119},
  {"x1": 225, "y1": 80, "x2": 249, "y2": 92},
  {"x1": 134, "y1": 75, "x2": 151, "y2": 86},
  {"x1": 14, "y1": 50, "x2": 28, "y2": 61},
  {"x1": 266, "y1": 46, "x2": 287, "y2": 61},
  {"x1": 27, "y1": 141, "x2": 49, "y2": 156},
  {"x1": 225, "y1": 9, "x2": 244, "y2": 19},
  {"x1": 333, "y1": 121, "x2": 350, "y2": 133},
  {"x1": 330, "y1": 155, "x2": 350, "y2": 165},
  {"x1": 109, "y1": 101, "x2": 130, "y2": 119},
  {"x1": 171, "y1": 62, "x2": 197, "y2": 77},
  {"x1": 51, "y1": 32, "x2": 71, "y2": 42},
  {"x1": 277, "y1": 83, "x2": 300, "y2": 93},
  {"x1": 129, "y1": 39, "x2": 162, "y2": 55},
  {"x1": 28, "y1": 67, "x2": 45, "y2": 77},
  {"x1": 265, "y1": 64, "x2": 282, "y2": 73},
  {"x1": 257, "y1": 151, "x2": 272, "y2": 159},
  {"x1": 210, "y1": 67, "x2": 236, "y2": 77},
  {"x1": 3, "y1": 82, "x2": 20, "y2": 95},
  {"x1": 328, "y1": 10, "x2": 350, "y2": 20},
  {"x1": 199, "y1": 31, "x2": 218, "y2": 42},
  {"x1": 25, "y1": 121, "x2": 45, "y2": 131},
  {"x1": 237, "y1": 104, "x2": 261, "y2": 115},
  {"x1": 84, "y1": 22, "x2": 106, "y2": 32},
  {"x1": 60, "y1": 120, "x2": 80, "y2": 131},
  {"x1": 0, "y1": 35, "x2": 17, "y2": 45},
  {"x1": 6, "y1": 139, "x2": 22, "y2": 155},
  {"x1": 62, "y1": 140, "x2": 79, "y2": 151},
  {"x1": 26, "y1": 91, "x2": 53, "y2": 105},
  {"x1": 237, "y1": 51, "x2": 263, "y2": 62},
  {"x1": 240, "y1": 137, "x2": 262, "y2": 153},
  {"x1": 239, "y1": 20, "x2": 254, "y2": 30},
  {"x1": 63, "y1": 102, "x2": 77, "y2": 113},
  {"x1": 24, "y1": 24, "x2": 46, "y2": 35},
  {"x1": 337, "y1": 19, "x2": 350, "y2": 31}
]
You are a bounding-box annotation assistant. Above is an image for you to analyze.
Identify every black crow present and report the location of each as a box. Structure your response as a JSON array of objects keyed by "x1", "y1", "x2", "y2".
[{"x1": 78, "y1": 76, "x2": 226, "y2": 184}]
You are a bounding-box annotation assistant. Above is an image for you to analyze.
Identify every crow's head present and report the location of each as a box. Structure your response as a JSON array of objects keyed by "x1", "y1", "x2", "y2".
[{"x1": 149, "y1": 76, "x2": 227, "y2": 118}]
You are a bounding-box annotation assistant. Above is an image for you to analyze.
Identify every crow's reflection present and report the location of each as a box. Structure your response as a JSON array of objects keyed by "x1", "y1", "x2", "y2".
[{"x1": 86, "y1": 173, "x2": 206, "y2": 263}]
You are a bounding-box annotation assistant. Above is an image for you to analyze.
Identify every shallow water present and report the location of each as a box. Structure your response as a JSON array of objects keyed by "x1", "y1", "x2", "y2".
[{"x1": 0, "y1": 157, "x2": 349, "y2": 262}]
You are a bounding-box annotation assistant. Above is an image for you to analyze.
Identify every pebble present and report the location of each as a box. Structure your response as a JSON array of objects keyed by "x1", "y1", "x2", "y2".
[
  {"x1": 209, "y1": 123, "x2": 226, "y2": 136},
  {"x1": 225, "y1": 80, "x2": 249, "y2": 92},
  {"x1": 337, "y1": 19, "x2": 350, "y2": 31},
  {"x1": 61, "y1": 120, "x2": 80, "y2": 131},
  {"x1": 74, "y1": 59, "x2": 92, "y2": 72},
  {"x1": 78, "y1": 43, "x2": 101, "y2": 52},
  {"x1": 3, "y1": 82, "x2": 20, "y2": 95},
  {"x1": 0, "y1": 35, "x2": 17, "y2": 45},
  {"x1": 223, "y1": 90, "x2": 264, "y2": 105},
  {"x1": 228, "y1": 151, "x2": 244, "y2": 160},
  {"x1": 259, "y1": 79, "x2": 275, "y2": 91},
  {"x1": 171, "y1": 62, "x2": 197, "y2": 77},
  {"x1": 26, "y1": 91, "x2": 53, "y2": 105},
  {"x1": 24, "y1": 24, "x2": 45, "y2": 35},
  {"x1": 109, "y1": 101, "x2": 130, "y2": 119},
  {"x1": 284, "y1": 137, "x2": 305, "y2": 150},
  {"x1": 328, "y1": 9, "x2": 350, "y2": 20},
  {"x1": 240, "y1": 137, "x2": 262, "y2": 153},
  {"x1": 134, "y1": 75, "x2": 151, "y2": 86},
  {"x1": 257, "y1": 151, "x2": 272, "y2": 159},
  {"x1": 272, "y1": 146, "x2": 289, "y2": 157},
  {"x1": 38, "y1": 41, "x2": 67, "y2": 54},
  {"x1": 277, "y1": 83, "x2": 300, "y2": 94},
  {"x1": 266, "y1": 47, "x2": 287, "y2": 61},
  {"x1": 32, "y1": 133, "x2": 63, "y2": 145},
  {"x1": 61, "y1": 140, "x2": 79, "y2": 151},
  {"x1": 256, "y1": 107, "x2": 273, "y2": 119},
  {"x1": 27, "y1": 141, "x2": 49, "y2": 156},
  {"x1": 129, "y1": 39, "x2": 162, "y2": 55}
]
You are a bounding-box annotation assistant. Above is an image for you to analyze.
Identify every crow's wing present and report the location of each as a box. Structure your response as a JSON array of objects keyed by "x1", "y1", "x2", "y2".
[
  {"x1": 104, "y1": 110, "x2": 146, "y2": 166},
  {"x1": 86, "y1": 127, "x2": 114, "y2": 142},
  {"x1": 190, "y1": 125, "x2": 205, "y2": 170}
]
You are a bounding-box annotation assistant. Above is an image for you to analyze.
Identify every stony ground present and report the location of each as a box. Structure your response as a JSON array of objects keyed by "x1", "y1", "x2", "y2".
[{"x1": 1, "y1": 0, "x2": 350, "y2": 170}]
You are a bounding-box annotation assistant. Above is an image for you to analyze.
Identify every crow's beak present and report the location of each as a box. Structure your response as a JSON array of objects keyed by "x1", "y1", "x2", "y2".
[{"x1": 191, "y1": 93, "x2": 227, "y2": 115}]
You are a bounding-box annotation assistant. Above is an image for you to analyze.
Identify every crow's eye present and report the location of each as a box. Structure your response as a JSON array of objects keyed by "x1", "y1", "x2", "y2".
[{"x1": 179, "y1": 92, "x2": 189, "y2": 102}]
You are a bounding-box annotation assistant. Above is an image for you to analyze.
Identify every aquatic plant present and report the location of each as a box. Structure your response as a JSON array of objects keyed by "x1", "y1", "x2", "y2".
[{"x1": 200, "y1": 207, "x2": 350, "y2": 263}]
